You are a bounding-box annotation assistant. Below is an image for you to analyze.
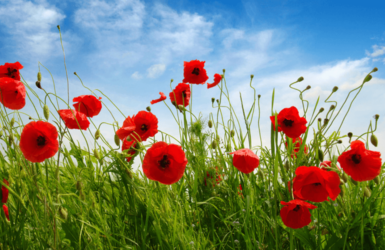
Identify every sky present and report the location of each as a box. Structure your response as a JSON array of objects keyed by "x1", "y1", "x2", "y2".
[{"x1": 0, "y1": 0, "x2": 384, "y2": 170}]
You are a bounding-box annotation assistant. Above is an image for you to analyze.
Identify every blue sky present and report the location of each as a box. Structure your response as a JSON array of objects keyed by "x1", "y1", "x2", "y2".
[{"x1": 0, "y1": 0, "x2": 384, "y2": 165}]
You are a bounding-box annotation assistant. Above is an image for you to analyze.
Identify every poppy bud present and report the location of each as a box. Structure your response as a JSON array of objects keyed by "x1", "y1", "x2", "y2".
[
  {"x1": 330, "y1": 105, "x2": 335, "y2": 110},
  {"x1": 250, "y1": 74, "x2": 254, "y2": 79},
  {"x1": 114, "y1": 134, "x2": 120, "y2": 147},
  {"x1": 146, "y1": 106, "x2": 151, "y2": 112},
  {"x1": 126, "y1": 136, "x2": 132, "y2": 142},
  {"x1": 208, "y1": 120, "x2": 213, "y2": 128},
  {"x1": 350, "y1": 177, "x2": 357, "y2": 186},
  {"x1": 55, "y1": 168, "x2": 60, "y2": 179},
  {"x1": 8, "y1": 134, "x2": 14, "y2": 144},
  {"x1": 319, "y1": 107, "x2": 324, "y2": 113},
  {"x1": 29, "y1": 117, "x2": 32, "y2": 120},
  {"x1": 76, "y1": 181, "x2": 83, "y2": 191},
  {"x1": 297, "y1": 76, "x2": 304, "y2": 82},
  {"x1": 337, "y1": 140, "x2": 342, "y2": 144},
  {"x1": 43, "y1": 105, "x2": 49, "y2": 120},
  {"x1": 323, "y1": 118, "x2": 329, "y2": 126},
  {"x1": 373, "y1": 176, "x2": 380, "y2": 185},
  {"x1": 372, "y1": 67, "x2": 378, "y2": 72},
  {"x1": 347, "y1": 132, "x2": 353, "y2": 138},
  {"x1": 95, "y1": 129, "x2": 100, "y2": 140},
  {"x1": 318, "y1": 150, "x2": 324, "y2": 162},
  {"x1": 94, "y1": 149, "x2": 100, "y2": 160},
  {"x1": 216, "y1": 99, "x2": 219, "y2": 103},
  {"x1": 318, "y1": 118, "x2": 322, "y2": 122},
  {"x1": 258, "y1": 170, "x2": 264, "y2": 181},
  {"x1": 59, "y1": 207, "x2": 68, "y2": 221},
  {"x1": 211, "y1": 141, "x2": 217, "y2": 149},
  {"x1": 223, "y1": 69, "x2": 226, "y2": 73},
  {"x1": 284, "y1": 161, "x2": 289, "y2": 171},
  {"x1": 374, "y1": 114, "x2": 379, "y2": 120},
  {"x1": 171, "y1": 79, "x2": 174, "y2": 83},
  {"x1": 364, "y1": 187, "x2": 371, "y2": 197},
  {"x1": 57, "y1": 25, "x2": 60, "y2": 30},
  {"x1": 370, "y1": 134, "x2": 378, "y2": 147},
  {"x1": 177, "y1": 105, "x2": 185, "y2": 112},
  {"x1": 305, "y1": 85, "x2": 311, "y2": 90},
  {"x1": 10, "y1": 117, "x2": 15, "y2": 128},
  {"x1": 258, "y1": 94, "x2": 261, "y2": 98},
  {"x1": 332, "y1": 86, "x2": 338, "y2": 92},
  {"x1": 35, "y1": 81, "x2": 42, "y2": 89},
  {"x1": 341, "y1": 173, "x2": 348, "y2": 183},
  {"x1": 37, "y1": 72, "x2": 42, "y2": 82},
  {"x1": 364, "y1": 75, "x2": 372, "y2": 83},
  {"x1": 230, "y1": 130, "x2": 235, "y2": 137},
  {"x1": 211, "y1": 98, "x2": 215, "y2": 103},
  {"x1": 0, "y1": 131, "x2": 3, "y2": 138},
  {"x1": 340, "y1": 185, "x2": 344, "y2": 197}
]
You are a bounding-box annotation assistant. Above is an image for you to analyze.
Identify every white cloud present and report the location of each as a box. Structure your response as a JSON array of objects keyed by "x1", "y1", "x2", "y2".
[
  {"x1": 147, "y1": 64, "x2": 166, "y2": 78},
  {"x1": 0, "y1": 0, "x2": 66, "y2": 61},
  {"x1": 366, "y1": 45, "x2": 385, "y2": 57},
  {"x1": 131, "y1": 71, "x2": 142, "y2": 79}
]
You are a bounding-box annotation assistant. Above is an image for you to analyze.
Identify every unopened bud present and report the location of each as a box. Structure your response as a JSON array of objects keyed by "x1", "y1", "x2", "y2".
[
  {"x1": 146, "y1": 106, "x2": 151, "y2": 112},
  {"x1": 364, "y1": 187, "x2": 371, "y2": 197},
  {"x1": 337, "y1": 140, "x2": 342, "y2": 144},
  {"x1": 258, "y1": 94, "x2": 261, "y2": 98},
  {"x1": 216, "y1": 99, "x2": 219, "y2": 103},
  {"x1": 170, "y1": 79, "x2": 174, "y2": 83},
  {"x1": 330, "y1": 105, "x2": 335, "y2": 110},
  {"x1": 79, "y1": 190, "x2": 85, "y2": 200},
  {"x1": 222, "y1": 69, "x2": 225, "y2": 73},
  {"x1": 125, "y1": 168, "x2": 132, "y2": 179},
  {"x1": 373, "y1": 176, "x2": 380, "y2": 185},
  {"x1": 374, "y1": 114, "x2": 379, "y2": 120},
  {"x1": 370, "y1": 134, "x2": 378, "y2": 147},
  {"x1": 10, "y1": 117, "x2": 15, "y2": 128},
  {"x1": 297, "y1": 76, "x2": 304, "y2": 82},
  {"x1": 59, "y1": 207, "x2": 68, "y2": 221},
  {"x1": 114, "y1": 134, "x2": 120, "y2": 147},
  {"x1": 230, "y1": 130, "x2": 235, "y2": 137},
  {"x1": 318, "y1": 150, "x2": 324, "y2": 162},
  {"x1": 211, "y1": 141, "x2": 217, "y2": 149},
  {"x1": 43, "y1": 105, "x2": 49, "y2": 120},
  {"x1": 372, "y1": 67, "x2": 378, "y2": 72},
  {"x1": 250, "y1": 74, "x2": 254, "y2": 79},
  {"x1": 305, "y1": 85, "x2": 311, "y2": 90},
  {"x1": 57, "y1": 25, "x2": 60, "y2": 30},
  {"x1": 341, "y1": 173, "x2": 348, "y2": 183},
  {"x1": 318, "y1": 118, "x2": 322, "y2": 122},
  {"x1": 95, "y1": 129, "x2": 100, "y2": 140},
  {"x1": 211, "y1": 97, "x2": 215, "y2": 103},
  {"x1": 340, "y1": 185, "x2": 344, "y2": 197},
  {"x1": 37, "y1": 72, "x2": 42, "y2": 82},
  {"x1": 332, "y1": 86, "x2": 338, "y2": 92},
  {"x1": 177, "y1": 105, "x2": 184, "y2": 111},
  {"x1": 0, "y1": 131, "x2": 3, "y2": 137},
  {"x1": 8, "y1": 134, "x2": 14, "y2": 144},
  {"x1": 29, "y1": 117, "x2": 32, "y2": 120},
  {"x1": 364, "y1": 75, "x2": 372, "y2": 83},
  {"x1": 284, "y1": 161, "x2": 289, "y2": 171},
  {"x1": 76, "y1": 181, "x2": 83, "y2": 191},
  {"x1": 208, "y1": 120, "x2": 213, "y2": 128},
  {"x1": 347, "y1": 132, "x2": 353, "y2": 138},
  {"x1": 35, "y1": 81, "x2": 42, "y2": 89},
  {"x1": 323, "y1": 119, "x2": 329, "y2": 126},
  {"x1": 319, "y1": 107, "x2": 324, "y2": 113},
  {"x1": 94, "y1": 149, "x2": 100, "y2": 160}
]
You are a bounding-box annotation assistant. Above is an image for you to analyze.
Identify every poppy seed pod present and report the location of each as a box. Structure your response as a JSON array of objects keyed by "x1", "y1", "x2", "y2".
[
  {"x1": 364, "y1": 75, "x2": 372, "y2": 83},
  {"x1": 114, "y1": 134, "x2": 120, "y2": 147},
  {"x1": 37, "y1": 72, "x2": 42, "y2": 82},
  {"x1": 297, "y1": 76, "x2": 304, "y2": 82},
  {"x1": 43, "y1": 105, "x2": 49, "y2": 120},
  {"x1": 59, "y1": 207, "x2": 68, "y2": 221},
  {"x1": 370, "y1": 134, "x2": 378, "y2": 147},
  {"x1": 95, "y1": 129, "x2": 100, "y2": 140},
  {"x1": 208, "y1": 120, "x2": 213, "y2": 128}
]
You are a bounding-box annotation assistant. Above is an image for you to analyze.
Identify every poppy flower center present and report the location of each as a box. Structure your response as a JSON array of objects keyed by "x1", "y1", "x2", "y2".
[
  {"x1": 351, "y1": 154, "x2": 361, "y2": 164},
  {"x1": 313, "y1": 182, "x2": 321, "y2": 186},
  {"x1": 141, "y1": 124, "x2": 148, "y2": 131},
  {"x1": 6, "y1": 68, "x2": 17, "y2": 78},
  {"x1": 192, "y1": 68, "x2": 200, "y2": 75},
  {"x1": 36, "y1": 136, "x2": 46, "y2": 146},
  {"x1": 293, "y1": 205, "x2": 301, "y2": 212},
  {"x1": 158, "y1": 155, "x2": 170, "y2": 169},
  {"x1": 283, "y1": 119, "x2": 294, "y2": 127},
  {"x1": 182, "y1": 91, "x2": 186, "y2": 98}
]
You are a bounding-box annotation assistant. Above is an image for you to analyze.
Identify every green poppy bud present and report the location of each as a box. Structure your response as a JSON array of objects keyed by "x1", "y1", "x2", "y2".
[
  {"x1": 208, "y1": 120, "x2": 213, "y2": 128},
  {"x1": 330, "y1": 105, "x2": 335, "y2": 110},
  {"x1": 297, "y1": 76, "x2": 304, "y2": 82},
  {"x1": 364, "y1": 187, "x2": 371, "y2": 198},
  {"x1": 305, "y1": 85, "x2": 311, "y2": 90},
  {"x1": 332, "y1": 86, "x2": 338, "y2": 92},
  {"x1": 35, "y1": 81, "x2": 42, "y2": 89},
  {"x1": 211, "y1": 98, "x2": 215, "y2": 103},
  {"x1": 222, "y1": 69, "x2": 226, "y2": 73},
  {"x1": 10, "y1": 117, "x2": 15, "y2": 128},
  {"x1": 250, "y1": 74, "x2": 254, "y2": 79},
  {"x1": 94, "y1": 149, "x2": 100, "y2": 160},
  {"x1": 146, "y1": 106, "x2": 151, "y2": 112},
  {"x1": 0, "y1": 130, "x2": 3, "y2": 138},
  {"x1": 318, "y1": 150, "x2": 324, "y2": 162},
  {"x1": 59, "y1": 207, "x2": 68, "y2": 221},
  {"x1": 347, "y1": 132, "x2": 353, "y2": 138},
  {"x1": 370, "y1": 134, "x2": 378, "y2": 147},
  {"x1": 322, "y1": 228, "x2": 329, "y2": 235},
  {"x1": 114, "y1": 134, "x2": 120, "y2": 147},
  {"x1": 37, "y1": 72, "x2": 42, "y2": 82},
  {"x1": 8, "y1": 134, "x2": 14, "y2": 144},
  {"x1": 339, "y1": 185, "x2": 344, "y2": 197},
  {"x1": 230, "y1": 130, "x2": 235, "y2": 137},
  {"x1": 341, "y1": 173, "x2": 348, "y2": 183},
  {"x1": 125, "y1": 168, "x2": 132, "y2": 179},
  {"x1": 258, "y1": 94, "x2": 261, "y2": 98},
  {"x1": 319, "y1": 107, "x2": 324, "y2": 113},
  {"x1": 76, "y1": 181, "x2": 83, "y2": 191},
  {"x1": 372, "y1": 67, "x2": 378, "y2": 72},
  {"x1": 95, "y1": 129, "x2": 100, "y2": 140},
  {"x1": 374, "y1": 114, "x2": 379, "y2": 120},
  {"x1": 79, "y1": 190, "x2": 86, "y2": 200},
  {"x1": 373, "y1": 176, "x2": 380, "y2": 185},
  {"x1": 364, "y1": 75, "x2": 372, "y2": 83},
  {"x1": 43, "y1": 105, "x2": 49, "y2": 120},
  {"x1": 211, "y1": 141, "x2": 217, "y2": 149}
]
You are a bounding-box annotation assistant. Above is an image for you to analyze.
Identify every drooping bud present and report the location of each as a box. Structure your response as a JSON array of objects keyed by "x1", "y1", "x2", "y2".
[
  {"x1": 8, "y1": 134, "x2": 14, "y2": 144},
  {"x1": 170, "y1": 79, "x2": 174, "y2": 83},
  {"x1": 318, "y1": 150, "x2": 324, "y2": 162},
  {"x1": 250, "y1": 74, "x2": 254, "y2": 79},
  {"x1": 373, "y1": 176, "x2": 380, "y2": 185},
  {"x1": 364, "y1": 75, "x2": 372, "y2": 83},
  {"x1": 364, "y1": 187, "x2": 371, "y2": 198},
  {"x1": 59, "y1": 207, "x2": 68, "y2": 221},
  {"x1": 305, "y1": 85, "x2": 311, "y2": 90},
  {"x1": 340, "y1": 185, "x2": 344, "y2": 197},
  {"x1": 297, "y1": 76, "x2": 304, "y2": 82},
  {"x1": 323, "y1": 118, "x2": 329, "y2": 126},
  {"x1": 330, "y1": 105, "x2": 335, "y2": 110},
  {"x1": 94, "y1": 149, "x2": 100, "y2": 160},
  {"x1": 146, "y1": 106, "x2": 151, "y2": 112},
  {"x1": 319, "y1": 107, "x2": 324, "y2": 113},
  {"x1": 216, "y1": 99, "x2": 219, "y2": 103},
  {"x1": 347, "y1": 132, "x2": 353, "y2": 138},
  {"x1": 372, "y1": 67, "x2": 378, "y2": 72},
  {"x1": 211, "y1": 141, "x2": 217, "y2": 149},
  {"x1": 374, "y1": 114, "x2": 379, "y2": 120},
  {"x1": 230, "y1": 130, "x2": 235, "y2": 137},
  {"x1": 95, "y1": 129, "x2": 100, "y2": 140},
  {"x1": 37, "y1": 72, "x2": 42, "y2": 82},
  {"x1": 114, "y1": 134, "x2": 120, "y2": 147},
  {"x1": 10, "y1": 117, "x2": 15, "y2": 128},
  {"x1": 177, "y1": 105, "x2": 184, "y2": 112},
  {"x1": 211, "y1": 98, "x2": 215, "y2": 103},
  {"x1": 43, "y1": 105, "x2": 49, "y2": 120},
  {"x1": 126, "y1": 136, "x2": 132, "y2": 142},
  {"x1": 332, "y1": 86, "x2": 338, "y2": 92},
  {"x1": 35, "y1": 81, "x2": 42, "y2": 89},
  {"x1": 208, "y1": 120, "x2": 213, "y2": 128},
  {"x1": 57, "y1": 25, "x2": 60, "y2": 30},
  {"x1": 0, "y1": 131, "x2": 3, "y2": 138},
  {"x1": 337, "y1": 140, "x2": 343, "y2": 144},
  {"x1": 370, "y1": 134, "x2": 378, "y2": 147}
]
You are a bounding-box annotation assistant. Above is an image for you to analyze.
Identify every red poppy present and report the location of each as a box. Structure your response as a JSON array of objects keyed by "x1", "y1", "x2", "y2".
[
  {"x1": 73, "y1": 95, "x2": 102, "y2": 118},
  {"x1": 58, "y1": 109, "x2": 90, "y2": 130},
  {"x1": 285, "y1": 137, "x2": 308, "y2": 158},
  {"x1": 142, "y1": 141, "x2": 188, "y2": 185},
  {"x1": 229, "y1": 148, "x2": 259, "y2": 174},
  {"x1": 270, "y1": 106, "x2": 307, "y2": 139},
  {"x1": 19, "y1": 121, "x2": 59, "y2": 163},
  {"x1": 122, "y1": 138, "x2": 138, "y2": 163},
  {"x1": 293, "y1": 166, "x2": 340, "y2": 202},
  {"x1": 0, "y1": 77, "x2": 26, "y2": 110},
  {"x1": 131, "y1": 111, "x2": 158, "y2": 142},
  {"x1": 207, "y1": 74, "x2": 222, "y2": 89},
  {"x1": 0, "y1": 62, "x2": 23, "y2": 81},
  {"x1": 169, "y1": 83, "x2": 191, "y2": 107},
  {"x1": 280, "y1": 200, "x2": 317, "y2": 229},
  {"x1": 182, "y1": 60, "x2": 209, "y2": 85},
  {"x1": 2, "y1": 204, "x2": 9, "y2": 221},
  {"x1": 337, "y1": 140, "x2": 382, "y2": 182},
  {"x1": 204, "y1": 166, "x2": 224, "y2": 187},
  {"x1": 238, "y1": 184, "x2": 244, "y2": 198},
  {"x1": 150, "y1": 92, "x2": 167, "y2": 105},
  {"x1": 116, "y1": 116, "x2": 136, "y2": 141},
  {"x1": 1, "y1": 179, "x2": 9, "y2": 203}
]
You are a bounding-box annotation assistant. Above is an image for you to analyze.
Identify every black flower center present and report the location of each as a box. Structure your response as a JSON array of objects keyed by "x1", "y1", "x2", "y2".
[
  {"x1": 283, "y1": 119, "x2": 294, "y2": 127},
  {"x1": 14, "y1": 90, "x2": 18, "y2": 94},
  {"x1": 192, "y1": 68, "x2": 200, "y2": 75},
  {"x1": 313, "y1": 182, "x2": 321, "y2": 186},
  {"x1": 37, "y1": 136, "x2": 46, "y2": 146},
  {"x1": 351, "y1": 154, "x2": 361, "y2": 164},
  {"x1": 158, "y1": 155, "x2": 170, "y2": 169},
  {"x1": 141, "y1": 124, "x2": 148, "y2": 131},
  {"x1": 293, "y1": 205, "x2": 301, "y2": 212},
  {"x1": 6, "y1": 68, "x2": 17, "y2": 78},
  {"x1": 182, "y1": 91, "x2": 186, "y2": 98}
]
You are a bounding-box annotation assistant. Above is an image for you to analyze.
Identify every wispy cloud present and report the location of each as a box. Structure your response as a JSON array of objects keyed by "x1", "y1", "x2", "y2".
[
  {"x1": 147, "y1": 64, "x2": 166, "y2": 78},
  {"x1": 131, "y1": 71, "x2": 142, "y2": 79}
]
